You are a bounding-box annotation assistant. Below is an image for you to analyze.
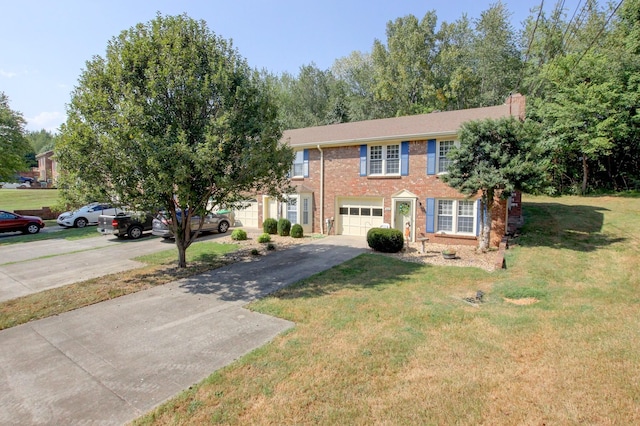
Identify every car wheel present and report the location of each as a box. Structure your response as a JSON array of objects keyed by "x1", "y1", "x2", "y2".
[
  {"x1": 24, "y1": 223, "x2": 41, "y2": 234},
  {"x1": 74, "y1": 217, "x2": 88, "y2": 228},
  {"x1": 218, "y1": 221, "x2": 229, "y2": 233},
  {"x1": 128, "y1": 225, "x2": 143, "y2": 239}
]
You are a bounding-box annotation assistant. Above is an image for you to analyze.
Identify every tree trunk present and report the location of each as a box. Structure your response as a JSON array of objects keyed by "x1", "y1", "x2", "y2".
[
  {"x1": 479, "y1": 188, "x2": 494, "y2": 252},
  {"x1": 582, "y1": 154, "x2": 588, "y2": 195}
]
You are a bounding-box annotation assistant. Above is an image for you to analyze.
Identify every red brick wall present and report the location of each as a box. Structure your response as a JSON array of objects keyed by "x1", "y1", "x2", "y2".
[{"x1": 286, "y1": 141, "x2": 508, "y2": 248}]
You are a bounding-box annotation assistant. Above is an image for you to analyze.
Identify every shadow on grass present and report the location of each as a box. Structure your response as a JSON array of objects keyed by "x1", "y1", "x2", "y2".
[
  {"x1": 517, "y1": 202, "x2": 625, "y2": 251},
  {"x1": 176, "y1": 243, "x2": 416, "y2": 302}
]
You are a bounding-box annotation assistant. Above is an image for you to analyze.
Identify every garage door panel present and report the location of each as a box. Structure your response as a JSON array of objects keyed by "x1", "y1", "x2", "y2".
[
  {"x1": 233, "y1": 201, "x2": 258, "y2": 228},
  {"x1": 337, "y1": 198, "x2": 383, "y2": 236}
]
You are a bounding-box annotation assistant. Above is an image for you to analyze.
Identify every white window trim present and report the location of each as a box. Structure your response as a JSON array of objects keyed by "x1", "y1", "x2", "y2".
[
  {"x1": 435, "y1": 199, "x2": 476, "y2": 236},
  {"x1": 436, "y1": 140, "x2": 458, "y2": 174},
  {"x1": 368, "y1": 144, "x2": 401, "y2": 176}
]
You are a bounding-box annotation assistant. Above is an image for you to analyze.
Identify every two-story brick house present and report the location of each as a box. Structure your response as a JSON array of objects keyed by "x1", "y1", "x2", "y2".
[{"x1": 234, "y1": 94, "x2": 525, "y2": 248}]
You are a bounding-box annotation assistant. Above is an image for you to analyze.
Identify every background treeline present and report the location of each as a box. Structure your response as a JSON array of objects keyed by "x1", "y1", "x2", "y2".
[{"x1": 267, "y1": 0, "x2": 639, "y2": 194}]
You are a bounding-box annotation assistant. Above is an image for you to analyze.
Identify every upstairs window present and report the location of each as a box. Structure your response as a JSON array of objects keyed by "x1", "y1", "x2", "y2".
[
  {"x1": 369, "y1": 144, "x2": 400, "y2": 176},
  {"x1": 290, "y1": 150, "x2": 308, "y2": 178},
  {"x1": 438, "y1": 140, "x2": 455, "y2": 173}
]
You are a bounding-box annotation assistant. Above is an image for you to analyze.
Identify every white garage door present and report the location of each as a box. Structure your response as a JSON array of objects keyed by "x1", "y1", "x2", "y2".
[
  {"x1": 337, "y1": 198, "x2": 384, "y2": 236},
  {"x1": 233, "y1": 200, "x2": 259, "y2": 228}
]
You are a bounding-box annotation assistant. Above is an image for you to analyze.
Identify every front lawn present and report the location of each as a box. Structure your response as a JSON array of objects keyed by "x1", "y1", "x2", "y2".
[
  {"x1": 0, "y1": 188, "x2": 59, "y2": 211},
  {"x1": 135, "y1": 195, "x2": 640, "y2": 425}
]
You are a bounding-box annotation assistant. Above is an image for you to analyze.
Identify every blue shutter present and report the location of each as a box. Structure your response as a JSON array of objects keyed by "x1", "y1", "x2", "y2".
[
  {"x1": 426, "y1": 198, "x2": 435, "y2": 233},
  {"x1": 427, "y1": 139, "x2": 436, "y2": 175},
  {"x1": 303, "y1": 149, "x2": 309, "y2": 177},
  {"x1": 476, "y1": 199, "x2": 482, "y2": 236},
  {"x1": 360, "y1": 145, "x2": 367, "y2": 176},
  {"x1": 401, "y1": 141, "x2": 409, "y2": 176}
]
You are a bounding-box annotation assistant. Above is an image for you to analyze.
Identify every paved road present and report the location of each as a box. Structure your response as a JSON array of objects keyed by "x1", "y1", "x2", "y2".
[{"x1": 0, "y1": 235, "x2": 368, "y2": 425}]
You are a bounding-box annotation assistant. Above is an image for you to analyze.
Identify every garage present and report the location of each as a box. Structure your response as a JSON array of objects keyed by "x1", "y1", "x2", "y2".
[
  {"x1": 233, "y1": 200, "x2": 259, "y2": 228},
  {"x1": 337, "y1": 198, "x2": 384, "y2": 236}
]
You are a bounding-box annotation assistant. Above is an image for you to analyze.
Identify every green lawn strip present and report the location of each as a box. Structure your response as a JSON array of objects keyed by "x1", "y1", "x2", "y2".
[
  {"x1": 0, "y1": 188, "x2": 60, "y2": 211},
  {"x1": 0, "y1": 224, "x2": 101, "y2": 246},
  {"x1": 0, "y1": 241, "x2": 241, "y2": 330},
  {"x1": 134, "y1": 196, "x2": 640, "y2": 425}
]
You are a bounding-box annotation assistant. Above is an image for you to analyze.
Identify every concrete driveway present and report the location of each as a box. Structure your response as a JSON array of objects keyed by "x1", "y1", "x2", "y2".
[
  {"x1": 0, "y1": 234, "x2": 172, "y2": 302},
  {"x1": 0, "y1": 235, "x2": 368, "y2": 425}
]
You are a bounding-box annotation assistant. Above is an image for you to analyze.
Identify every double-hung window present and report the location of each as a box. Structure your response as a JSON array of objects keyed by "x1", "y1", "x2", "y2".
[
  {"x1": 438, "y1": 140, "x2": 455, "y2": 173},
  {"x1": 291, "y1": 151, "x2": 305, "y2": 177},
  {"x1": 436, "y1": 199, "x2": 476, "y2": 235},
  {"x1": 369, "y1": 144, "x2": 400, "y2": 176}
]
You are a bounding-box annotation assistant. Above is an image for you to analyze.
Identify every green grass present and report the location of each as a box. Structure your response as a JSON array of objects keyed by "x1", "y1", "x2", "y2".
[
  {"x1": 0, "y1": 222, "x2": 100, "y2": 246},
  {"x1": 134, "y1": 195, "x2": 640, "y2": 425},
  {"x1": 134, "y1": 241, "x2": 239, "y2": 265},
  {"x1": 0, "y1": 188, "x2": 60, "y2": 211}
]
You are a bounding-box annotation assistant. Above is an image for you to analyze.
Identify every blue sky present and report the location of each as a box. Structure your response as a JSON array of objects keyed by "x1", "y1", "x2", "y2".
[{"x1": 1, "y1": 0, "x2": 579, "y2": 133}]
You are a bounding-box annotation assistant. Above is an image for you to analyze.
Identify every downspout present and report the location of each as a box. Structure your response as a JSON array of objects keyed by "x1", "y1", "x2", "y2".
[{"x1": 317, "y1": 144, "x2": 324, "y2": 234}]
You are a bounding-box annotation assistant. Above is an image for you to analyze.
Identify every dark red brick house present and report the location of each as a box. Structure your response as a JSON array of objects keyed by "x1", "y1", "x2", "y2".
[{"x1": 234, "y1": 94, "x2": 525, "y2": 248}]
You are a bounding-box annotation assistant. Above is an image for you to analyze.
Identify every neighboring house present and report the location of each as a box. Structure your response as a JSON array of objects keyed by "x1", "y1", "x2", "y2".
[
  {"x1": 234, "y1": 94, "x2": 526, "y2": 248},
  {"x1": 35, "y1": 150, "x2": 58, "y2": 186}
]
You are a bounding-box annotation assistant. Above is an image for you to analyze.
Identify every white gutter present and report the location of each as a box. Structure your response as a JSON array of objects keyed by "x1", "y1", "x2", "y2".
[{"x1": 317, "y1": 144, "x2": 324, "y2": 234}]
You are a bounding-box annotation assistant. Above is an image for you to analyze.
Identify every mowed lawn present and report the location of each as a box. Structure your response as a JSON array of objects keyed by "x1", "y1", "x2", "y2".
[
  {"x1": 0, "y1": 188, "x2": 59, "y2": 211},
  {"x1": 135, "y1": 195, "x2": 640, "y2": 425}
]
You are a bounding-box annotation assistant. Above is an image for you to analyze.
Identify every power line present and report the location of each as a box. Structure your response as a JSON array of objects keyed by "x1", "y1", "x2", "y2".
[{"x1": 571, "y1": 0, "x2": 625, "y2": 70}]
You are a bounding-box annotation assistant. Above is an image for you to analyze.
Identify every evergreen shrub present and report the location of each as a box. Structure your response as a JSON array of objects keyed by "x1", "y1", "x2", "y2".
[
  {"x1": 366, "y1": 228, "x2": 404, "y2": 253},
  {"x1": 263, "y1": 218, "x2": 278, "y2": 234}
]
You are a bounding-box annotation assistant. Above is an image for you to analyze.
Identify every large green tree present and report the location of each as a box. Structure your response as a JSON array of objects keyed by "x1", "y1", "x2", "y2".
[
  {"x1": 0, "y1": 92, "x2": 31, "y2": 181},
  {"x1": 441, "y1": 117, "x2": 546, "y2": 251},
  {"x1": 57, "y1": 14, "x2": 293, "y2": 267}
]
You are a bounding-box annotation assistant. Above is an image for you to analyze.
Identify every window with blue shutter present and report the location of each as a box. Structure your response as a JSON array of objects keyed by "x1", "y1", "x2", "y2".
[
  {"x1": 426, "y1": 198, "x2": 435, "y2": 233},
  {"x1": 427, "y1": 139, "x2": 436, "y2": 175},
  {"x1": 401, "y1": 141, "x2": 409, "y2": 176},
  {"x1": 303, "y1": 149, "x2": 309, "y2": 177},
  {"x1": 360, "y1": 145, "x2": 367, "y2": 176}
]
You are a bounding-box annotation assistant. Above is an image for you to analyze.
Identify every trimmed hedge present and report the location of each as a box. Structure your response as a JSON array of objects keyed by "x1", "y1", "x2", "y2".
[
  {"x1": 366, "y1": 228, "x2": 404, "y2": 253},
  {"x1": 277, "y1": 218, "x2": 291, "y2": 236},
  {"x1": 291, "y1": 223, "x2": 303, "y2": 238},
  {"x1": 263, "y1": 218, "x2": 278, "y2": 234}
]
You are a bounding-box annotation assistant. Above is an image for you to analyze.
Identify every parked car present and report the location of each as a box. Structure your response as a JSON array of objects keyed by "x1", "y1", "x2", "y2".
[
  {"x1": 97, "y1": 211, "x2": 154, "y2": 239},
  {"x1": 57, "y1": 203, "x2": 122, "y2": 228},
  {"x1": 0, "y1": 210, "x2": 45, "y2": 234},
  {"x1": 152, "y1": 210, "x2": 230, "y2": 239}
]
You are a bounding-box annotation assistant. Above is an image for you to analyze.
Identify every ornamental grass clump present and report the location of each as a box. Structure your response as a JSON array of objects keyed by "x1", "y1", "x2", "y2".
[
  {"x1": 257, "y1": 233, "x2": 271, "y2": 243},
  {"x1": 366, "y1": 228, "x2": 404, "y2": 253},
  {"x1": 231, "y1": 229, "x2": 247, "y2": 241}
]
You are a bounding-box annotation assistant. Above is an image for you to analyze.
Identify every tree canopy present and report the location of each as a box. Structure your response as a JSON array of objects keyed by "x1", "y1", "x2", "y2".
[
  {"x1": 57, "y1": 13, "x2": 293, "y2": 267},
  {"x1": 0, "y1": 92, "x2": 31, "y2": 182},
  {"x1": 441, "y1": 117, "x2": 546, "y2": 250}
]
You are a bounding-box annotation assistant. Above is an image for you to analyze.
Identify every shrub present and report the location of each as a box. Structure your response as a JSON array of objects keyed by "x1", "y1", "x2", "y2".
[
  {"x1": 290, "y1": 224, "x2": 304, "y2": 238},
  {"x1": 257, "y1": 233, "x2": 271, "y2": 243},
  {"x1": 231, "y1": 228, "x2": 247, "y2": 241},
  {"x1": 366, "y1": 228, "x2": 404, "y2": 253},
  {"x1": 267, "y1": 243, "x2": 276, "y2": 251},
  {"x1": 277, "y1": 218, "x2": 291, "y2": 236},
  {"x1": 263, "y1": 218, "x2": 278, "y2": 234},
  {"x1": 250, "y1": 248, "x2": 260, "y2": 255}
]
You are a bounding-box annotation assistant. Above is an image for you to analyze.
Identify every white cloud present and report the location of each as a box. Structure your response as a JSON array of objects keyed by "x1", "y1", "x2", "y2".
[
  {"x1": 0, "y1": 69, "x2": 18, "y2": 78},
  {"x1": 27, "y1": 111, "x2": 65, "y2": 133}
]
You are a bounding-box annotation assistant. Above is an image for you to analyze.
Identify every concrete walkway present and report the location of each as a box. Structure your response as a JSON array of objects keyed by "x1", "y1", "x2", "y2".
[{"x1": 0, "y1": 236, "x2": 368, "y2": 425}]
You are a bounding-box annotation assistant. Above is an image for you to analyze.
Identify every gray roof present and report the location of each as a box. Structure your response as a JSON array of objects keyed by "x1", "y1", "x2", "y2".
[{"x1": 282, "y1": 95, "x2": 524, "y2": 148}]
